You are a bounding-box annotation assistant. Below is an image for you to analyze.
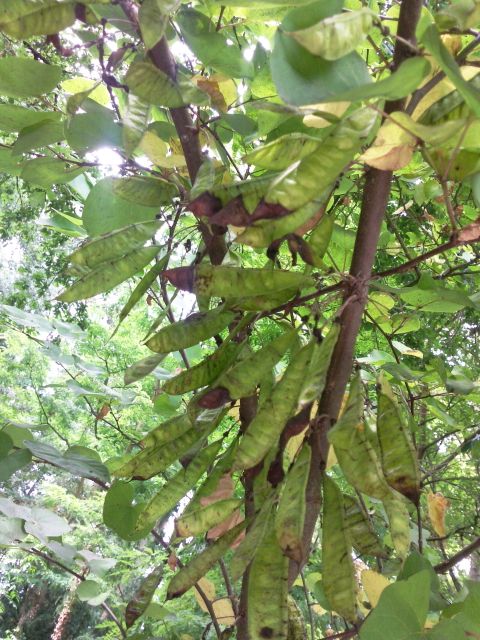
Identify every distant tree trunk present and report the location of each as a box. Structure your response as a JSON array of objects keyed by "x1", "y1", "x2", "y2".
[
  {"x1": 469, "y1": 551, "x2": 480, "y2": 581},
  {"x1": 15, "y1": 585, "x2": 47, "y2": 637},
  {"x1": 50, "y1": 578, "x2": 79, "y2": 640}
]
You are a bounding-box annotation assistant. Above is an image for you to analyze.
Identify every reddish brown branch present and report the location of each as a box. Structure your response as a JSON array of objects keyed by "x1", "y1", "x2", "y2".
[
  {"x1": 297, "y1": 0, "x2": 424, "y2": 580},
  {"x1": 434, "y1": 537, "x2": 480, "y2": 574}
]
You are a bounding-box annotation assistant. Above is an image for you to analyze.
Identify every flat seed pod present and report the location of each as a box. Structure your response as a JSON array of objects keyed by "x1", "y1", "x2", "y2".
[
  {"x1": 383, "y1": 493, "x2": 411, "y2": 559},
  {"x1": 247, "y1": 528, "x2": 289, "y2": 640},
  {"x1": 163, "y1": 341, "x2": 243, "y2": 395},
  {"x1": 322, "y1": 476, "x2": 357, "y2": 622},
  {"x1": 114, "y1": 254, "x2": 169, "y2": 337},
  {"x1": 243, "y1": 133, "x2": 321, "y2": 171},
  {"x1": 124, "y1": 353, "x2": 166, "y2": 385},
  {"x1": 328, "y1": 375, "x2": 392, "y2": 501},
  {"x1": 113, "y1": 176, "x2": 178, "y2": 207},
  {"x1": 113, "y1": 427, "x2": 200, "y2": 480},
  {"x1": 235, "y1": 200, "x2": 325, "y2": 248},
  {"x1": 287, "y1": 595, "x2": 307, "y2": 640},
  {"x1": 123, "y1": 93, "x2": 149, "y2": 157},
  {"x1": 163, "y1": 264, "x2": 314, "y2": 298},
  {"x1": 231, "y1": 497, "x2": 275, "y2": 581},
  {"x1": 141, "y1": 414, "x2": 193, "y2": 448},
  {"x1": 134, "y1": 440, "x2": 223, "y2": 533},
  {"x1": 376, "y1": 373, "x2": 420, "y2": 504},
  {"x1": 275, "y1": 444, "x2": 311, "y2": 562},
  {"x1": 176, "y1": 498, "x2": 242, "y2": 537},
  {"x1": 145, "y1": 308, "x2": 235, "y2": 354},
  {"x1": 266, "y1": 110, "x2": 376, "y2": 210},
  {"x1": 234, "y1": 341, "x2": 316, "y2": 471},
  {"x1": 343, "y1": 494, "x2": 386, "y2": 558},
  {"x1": 68, "y1": 220, "x2": 162, "y2": 268},
  {"x1": 213, "y1": 328, "x2": 298, "y2": 401},
  {"x1": 299, "y1": 324, "x2": 340, "y2": 406},
  {"x1": 58, "y1": 246, "x2": 160, "y2": 302},
  {"x1": 125, "y1": 565, "x2": 163, "y2": 628},
  {"x1": 167, "y1": 520, "x2": 248, "y2": 599}
]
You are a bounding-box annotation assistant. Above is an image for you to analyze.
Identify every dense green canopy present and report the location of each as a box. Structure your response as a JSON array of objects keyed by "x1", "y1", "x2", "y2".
[{"x1": 1, "y1": 1, "x2": 480, "y2": 639}]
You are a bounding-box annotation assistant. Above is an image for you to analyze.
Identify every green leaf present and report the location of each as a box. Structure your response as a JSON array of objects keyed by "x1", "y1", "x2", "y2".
[
  {"x1": 359, "y1": 571, "x2": 430, "y2": 640},
  {"x1": 66, "y1": 111, "x2": 122, "y2": 154},
  {"x1": 376, "y1": 373, "x2": 420, "y2": 503},
  {"x1": 271, "y1": 11, "x2": 371, "y2": 106},
  {"x1": 125, "y1": 566, "x2": 163, "y2": 628},
  {"x1": 324, "y1": 57, "x2": 431, "y2": 103},
  {"x1": 83, "y1": 177, "x2": 162, "y2": 236},
  {"x1": 176, "y1": 498, "x2": 242, "y2": 538},
  {"x1": 24, "y1": 506, "x2": 71, "y2": 539},
  {"x1": 145, "y1": 308, "x2": 235, "y2": 354},
  {"x1": 286, "y1": 8, "x2": 376, "y2": 60},
  {"x1": 421, "y1": 24, "x2": 480, "y2": 118},
  {"x1": 0, "y1": 449, "x2": 32, "y2": 482},
  {"x1": 12, "y1": 120, "x2": 64, "y2": 156},
  {"x1": 167, "y1": 522, "x2": 247, "y2": 597},
  {"x1": 139, "y1": 0, "x2": 180, "y2": 50},
  {"x1": 125, "y1": 60, "x2": 184, "y2": 107},
  {"x1": 383, "y1": 494, "x2": 411, "y2": 560},
  {"x1": 234, "y1": 341, "x2": 315, "y2": 470},
  {"x1": 113, "y1": 427, "x2": 202, "y2": 480},
  {"x1": 247, "y1": 528, "x2": 289, "y2": 639},
  {"x1": 133, "y1": 440, "x2": 224, "y2": 533},
  {"x1": 266, "y1": 110, "x2": 376, "y2": 209},
  {"x1": 275, "y1": 444, "x2": 311, "y2": 562},
  {"x1": 0, "y1": 105, "x2": 61, "y2": 134},
  {"x1": 113, "y1": 176, "x2": 178, "y2": 206},
  {"x1": 343, "y1": 494, "x2": 386, "y2": 558},
  {"x1": 123, "y1": 94, "x2": 150, "y2": 157},
  {"x1": 68, "y1": 221, "x2": 162, "y2": 269},
  {"x1": 0, "y1": 57, "x2": 62, "y2": 98},
  {"x1": 397, "y1": 274, "x2": 472, "y2": 313},
  {"x1": 177, "y1": 9, "x2": 253, "y2": 79},
  {"x1": 76, "y1": 580, "x2": 109, "y2": 606},
  {"x1": 0, "y1": 2, "x2": 75, "y2": 37},
  {"x1": 57, "y1": 246, "x2": 160, "y2": 302},
  {"x1": 124, "y1": 353, "x2": 167, "y2": 385},
  {"x1": 24, "y1": 440, "x2": 110, "y2": 483},
  {"x1": 103, "y1": 481, "x2": 149, "y2": 541},
  {"x1": 163, "y1": 342, "x2": 243, "y2": 396},
  {"x1": 323, "y1": 476, "x2": 357, "y2": 621},
  {"x1": 164, "y1": 264, "x2": 314, "y2": 299},
  {"x1": 21, "y1": 158, "x2": 85, "y2": 189}
]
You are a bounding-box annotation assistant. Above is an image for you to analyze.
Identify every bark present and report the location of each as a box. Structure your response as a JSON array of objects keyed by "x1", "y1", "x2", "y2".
[
  {"x1": 50, "y1": 577, "x2": 80, "y2": 640},
  {"x1": 297, "y1": 0, "x2": 424, "y2": 581}
]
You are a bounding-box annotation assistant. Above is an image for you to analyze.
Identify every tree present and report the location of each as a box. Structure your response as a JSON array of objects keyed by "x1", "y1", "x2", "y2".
[{"x1": 1, "y1": 0, "x2": 480, "y2": 638}]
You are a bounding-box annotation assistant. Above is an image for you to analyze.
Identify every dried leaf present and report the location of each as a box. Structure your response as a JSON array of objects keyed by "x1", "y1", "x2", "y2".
[{"x1": 427, "y1": 491, "x2": 449, "y2": 537}]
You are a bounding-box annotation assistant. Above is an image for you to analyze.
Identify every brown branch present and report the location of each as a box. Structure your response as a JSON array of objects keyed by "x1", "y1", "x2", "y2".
[
  {"x1": 27, "y1": 548, "x2": 127, "y2": 638},
  {"x1": 296, "y1": 0, "x2": 424, "y2": 581},
  {"x1": 434, "y1": 536, "x2": 480, "y2": 574}
]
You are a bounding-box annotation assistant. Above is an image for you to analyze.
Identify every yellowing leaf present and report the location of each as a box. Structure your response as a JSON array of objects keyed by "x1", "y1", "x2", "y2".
[
  {"x1": 326, "y1": 445, "x2": 337, "y2": 469},
  {"x1": 212, "y1": 597, "x2": 236, "y2": 625},
  {"x1": 361, "y1": 570, "x2": 390, "y2": 608},
  {"x1": 194, "y1": 577, "x2": 215, "y2": 612},
  {"x1": 360, "y1": 120, "x2": 416, "y2": 171},
  {"x1": 303, "y1": 102, "x2": 350, "y2": 128},
  {"x1": 287, "y1": 9, "x2": 376, "y2": 61},
  {"x1": 427, "y1": 491, "x2": 449, "y2": 537}
]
